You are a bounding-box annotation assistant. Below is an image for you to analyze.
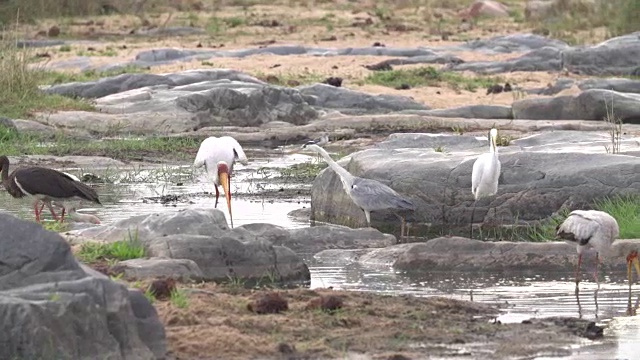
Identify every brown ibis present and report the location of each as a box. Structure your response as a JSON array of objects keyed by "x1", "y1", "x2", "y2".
[{"x1": 0, "y1": 155, "x2": 101, "y2": 223}]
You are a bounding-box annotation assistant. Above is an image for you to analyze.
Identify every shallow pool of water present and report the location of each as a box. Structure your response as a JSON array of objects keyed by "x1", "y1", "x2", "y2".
[{"x1": 2, "y1": 150, "x2": 639, "y2": 359}]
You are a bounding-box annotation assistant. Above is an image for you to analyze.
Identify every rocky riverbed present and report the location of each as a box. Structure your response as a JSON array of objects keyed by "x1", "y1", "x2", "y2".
[{"x1": 3, "y1": 0, "x2": 640, "y2": 359}]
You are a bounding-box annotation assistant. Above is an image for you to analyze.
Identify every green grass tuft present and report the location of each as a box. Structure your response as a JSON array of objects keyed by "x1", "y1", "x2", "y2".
[
  {"x1": 76, "y1": 239, "x2": 146, "y2": 264},
  {"x1": 593, "y1": 194, "x2": 640, "y2": 239},
  {"x1": 170, "y1": 288, "x2": 189, "y2": 308},
  {"x1": 364, "y1": 66, "x2": 500, "y2": 92}
]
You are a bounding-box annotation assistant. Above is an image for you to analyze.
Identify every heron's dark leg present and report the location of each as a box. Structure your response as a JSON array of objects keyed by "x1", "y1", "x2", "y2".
[
  {"x1": 594, "y1": 252, "x2": 600, "y2": 289},
  {"x1": 214, "y1": 185, "x2": 220, "y2": 208}
]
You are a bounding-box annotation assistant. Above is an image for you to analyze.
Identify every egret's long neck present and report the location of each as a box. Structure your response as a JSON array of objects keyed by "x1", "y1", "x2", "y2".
[
  {"x1": 489, "y1": 135, "x2": 498, "y2": 155},
  {"x1": 311, "y1": 145, "x2": 355, "y2": 188}
]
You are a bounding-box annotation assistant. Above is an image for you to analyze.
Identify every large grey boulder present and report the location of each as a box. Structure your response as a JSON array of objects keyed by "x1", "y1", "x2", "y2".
[
  {"x1": 0, "y1": 213, "x2": 165, "y2": 360},
  {"x1": 513, "y1": 89, "x2": 640, "y2": 122},
  {"x1": 71, "y1": 208, "x2": 310, "y2": 285},
  {"x1": 563, "y1": 32, "x2": 640, "y2": 76},
  {"x1": 309, "y1": 132, "x2": 640, "y2": 237},
  {"x1": 319, "y1": 237, "x2": 640, "y2": 274}
]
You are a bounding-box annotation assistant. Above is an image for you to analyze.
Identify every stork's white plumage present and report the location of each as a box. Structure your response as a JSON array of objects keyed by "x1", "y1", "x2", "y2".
[
  {"x1": 556, "y1": 210, "x2": 640, "y2": 291},
  {"x1": 469, "y1": 128, "x2": 502, "y2": 238},
  {"x1": 193, "y1": 136, "x2": 248, "y2": 228}
]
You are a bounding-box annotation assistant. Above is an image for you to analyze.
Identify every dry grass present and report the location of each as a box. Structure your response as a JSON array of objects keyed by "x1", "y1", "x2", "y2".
[{"x1": 155, "y1": 284, "x2": 500, "y2": 359}]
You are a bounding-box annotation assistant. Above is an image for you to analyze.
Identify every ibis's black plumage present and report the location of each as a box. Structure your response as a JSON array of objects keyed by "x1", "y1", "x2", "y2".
[{"x1": 0, "y1": 155, "x2": 100, "y2": 222}]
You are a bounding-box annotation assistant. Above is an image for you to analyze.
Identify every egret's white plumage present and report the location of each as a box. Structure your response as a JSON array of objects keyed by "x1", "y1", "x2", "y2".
[
  {"x1": 469, "y1": 128, "x2": 501, "y2": 238},
  {"x1": 193, "y1": 136, "x2": 248, "y2": 228},
  {"x1": 471, "y1": 128, "x2": 501, "y2": 200}
]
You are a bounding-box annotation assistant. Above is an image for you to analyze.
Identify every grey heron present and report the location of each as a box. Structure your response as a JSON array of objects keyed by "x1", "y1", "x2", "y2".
[
  {"x1": 470, "y1": 128, "x2": 501, "y2": 238},
  {"x1": 193, "y1": 136, "x2": 248, "y2": 228},
  {"x1": 302, "y1": 142, "x2": 416, "y2": 240},
  {"x1": 556, "y1": 210, "x2": 640, "y2": 289}
]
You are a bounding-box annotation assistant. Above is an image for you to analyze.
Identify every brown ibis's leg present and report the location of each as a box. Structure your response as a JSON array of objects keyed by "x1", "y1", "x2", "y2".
[{"x1": 214, "y1": 185, "x2": 220, "y2": 208}]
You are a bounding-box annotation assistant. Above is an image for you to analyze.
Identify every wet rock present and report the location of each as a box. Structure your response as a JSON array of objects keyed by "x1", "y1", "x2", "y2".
[
  {"x1": 70, "y1": 208, "x2": 310, "y2": 285},
  {"x1": 111, "y1": 258, "x2": 204, "y2": 281},
  {"x1": 299, "y1": 84, "x2": 429, "y2": 115},
  {"x1": 309, "y1": 133, "x2": 640, "y2": 235},
  {"x1": 286, "y1": 225, "x2": 396, "y2": 253},
  {"x1": 421, "y1": 105, "x2": 513, "y2": 119},
  {"x1": 513, "y1": 89, "x2": 640, "y2": 122},
  {"x1": 358, "y1": 237, "x2": 640, "y2": 273},
  {"x1": 0, "y1": 213, "x2": 165, "y2": 359},
  {"x1": 233, "y1": 223, "x2": 396, "y2": 254}
]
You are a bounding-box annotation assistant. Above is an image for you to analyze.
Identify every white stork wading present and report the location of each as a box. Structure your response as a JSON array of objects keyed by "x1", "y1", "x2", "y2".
[
  {"x1": 193, "y1": 136, "x2": 248, "y2": 228},
  {"x1": 469, "y1": 128, "x2": 501, "y2": 238},
  {"x1": 556, "y1": 210, "x2": 640, "y2": 290}
]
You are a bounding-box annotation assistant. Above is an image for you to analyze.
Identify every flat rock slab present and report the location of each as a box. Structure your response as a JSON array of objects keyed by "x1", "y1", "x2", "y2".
[
  {"x1": 315, "y1": 237, "x2": 640, "y2": 274},
  {"x1": 513, "y1": 89, "x2": 640, "y2": 123},
  {"x1": 6, "y1": 155, "x2": 126, "y2": 168},
  {"x1": 445, "y1": 32, "x2": 640, "y2": 76},
  {"x1": 0, "y1": 213, "x2": 166, "y2": 359}
]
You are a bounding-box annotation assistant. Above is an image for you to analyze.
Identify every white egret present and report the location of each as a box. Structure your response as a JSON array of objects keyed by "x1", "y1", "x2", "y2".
[
  {"x1": 302, "y1": 142, "x2": 416, "y2": 240},
  {"x1": 470, "y1": 128, "x2": 501, "y2": 238},
  {"x1": 193, "y1": 136, "x2": 248, "y2": 228}
]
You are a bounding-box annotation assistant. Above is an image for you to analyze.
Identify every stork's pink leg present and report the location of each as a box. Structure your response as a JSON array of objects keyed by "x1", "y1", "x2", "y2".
[
  {"x1": 33, "y1": 201, "x2": 41, "y2": 223},
  {"x1": 214, "y1": 185, "x2": 220, "y2": 208},
  {"x1": 575, "y1": 253, "x2": 583, "y2": 286}
]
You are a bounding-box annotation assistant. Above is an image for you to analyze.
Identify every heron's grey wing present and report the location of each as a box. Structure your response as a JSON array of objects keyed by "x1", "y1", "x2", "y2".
[
  {"x1": 572, "y1": 210, "x2": 620, "y2": 239},
  {"x1": 350, "y1": 178, "x2": 415, "y2": 211}
]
